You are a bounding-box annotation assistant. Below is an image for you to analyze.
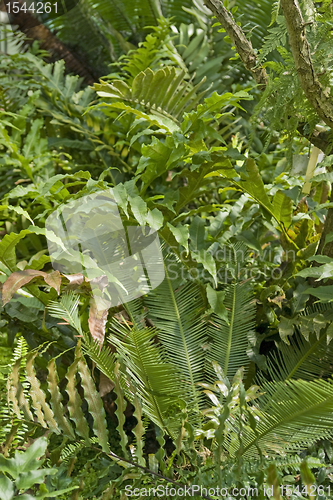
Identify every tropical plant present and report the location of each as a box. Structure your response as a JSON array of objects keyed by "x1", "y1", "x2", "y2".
[{"x1": 1, "y1": 0, "x2": 333, "y2": 497}]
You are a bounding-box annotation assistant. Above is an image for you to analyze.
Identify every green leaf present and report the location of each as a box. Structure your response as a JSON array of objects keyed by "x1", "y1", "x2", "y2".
[
  {"x1": 278, "y1": 316, "x2": 296, "y2": 344},
  {"x1": 0, "y1": 230, "x2": 33, "y2": 270},
  {"x1": 26, "y1": 353, "x2": 59, "y2": 433},
  {"x1": 16, "y1": 469, "x2": 56, "y2": 491},
  {"x1": 0, "y1": 475, "x2": 14, "y2": 500},
  {"x1": 65, "y1": 357, "x2": 90, "y2": 443},
  {"x1": 78, "y1": 356, "x2": 110, "y2": 453},
  {"x1": 146, "y1": 208, "x2": 164, "y2": 231},
  {"x1": 189, "y1": 216, "x2": 205, "y2": 252},
  {"x1": 272, "y1": 190, "x2": 293, "y2": 228},
  {"x1": 206, "y1": 284, "x2": 229, "y2": 324},
  {"x1": 167, "y1": 223, "x2": 189, "y2": 254},
  {"x1": 0, "y1": 205, "x2": 34, "y2": 225},
  {"x1": 137, "y1": 136, "x2": 187, "y2": 186},
  {"x1": 192, "y1": 250, "x2": 217, "y2": 286},
  {"x1": 304, "y1": 286, "x2": 333, "y2": 302},
  {"x1": 112, "y1": 183, "x2": 129, "y2": 218},
  {"x1": 47, "y1": 359, "x2": 75, "y2": 439},
  {"x1": 129, "y1": 196, "x2": 147, "y2": 226}
]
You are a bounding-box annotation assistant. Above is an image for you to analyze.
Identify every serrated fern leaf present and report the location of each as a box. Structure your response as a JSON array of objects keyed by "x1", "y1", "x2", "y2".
[
  {"x1": 78, "y1": 356, "x2": 110, "y2": 453},
  {"x1": 65, "y1": 357, "x2": 90, "y2": 444},
  {"x1": 113, "y1": 362, "x2": 128, "y2": 457},
  {"x1": 26, "y1": 352, "x2": 59, "y2": 433},
  {"x1": 47, "y1": 358, "x2": 75, "y2": 439}
]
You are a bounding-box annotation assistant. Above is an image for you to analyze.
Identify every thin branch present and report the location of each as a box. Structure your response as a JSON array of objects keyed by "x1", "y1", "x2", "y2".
[
  {"x1": 204, "y1": 0, "x2": 267, "y2": 87},
  {"x1": 280, "y1": 0, "x2": 333, "y2": 130},
  {"x1": 203, "y1": 0, "x2": 333, "y2": 155}
]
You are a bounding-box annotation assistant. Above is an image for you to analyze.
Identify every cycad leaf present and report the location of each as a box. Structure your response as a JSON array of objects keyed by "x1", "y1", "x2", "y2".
[
  {"x1": 47, "y1": 292, "x2": 83, "y2": 335},
  {"x1": 267, "y1": 332, "x2": 333, "y2": 381},
  {"x1": 110, "y1": 320, "x2": 183, "y2": 435},
  {"x1": 232, "y1": 378, "x2": 333, "y2": 458},
  {"x1": 144, "y1": 263, "x2": 207, "y2": 411},
  {"x1": 94, "y1": 67, "x2": 206, "y2": 129},
  {"x1": 207, "y1": 282, "x2": 256, "y2": 379}
]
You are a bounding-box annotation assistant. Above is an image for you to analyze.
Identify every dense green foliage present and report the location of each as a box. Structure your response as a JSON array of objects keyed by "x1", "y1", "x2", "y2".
[{"x1": 1, "y1": 0, "x2": 333, "y2": 498}]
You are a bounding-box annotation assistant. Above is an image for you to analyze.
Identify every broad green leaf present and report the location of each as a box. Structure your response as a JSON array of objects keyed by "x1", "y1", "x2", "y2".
[
  {"x1": 304, "y1": 286, "x2": 333, "y2": 302},
  {"x1": 146, "y1": 208, "x2": 164, "y2": 231},
  {"x1": 15, "y1": 469, "x2": 56, "y2": 491},
  {"x1": 0, "y1": 437, "x2": 48, "y2": 479},
  {"x1": 279, "y1": 316, "x2": 296, "y2": 343},
  {"x1": 0, "y1": 230, "x2": 33, "y2": 270},
  {"x1": 272, "y1": 190, "x2": 293, "y2": 228},
  {"x1": 192, "y1": 250, "x2": 217, "y2": 286},
  {"x1": 0, "y1": 205, "x2": 34, "y2": 225},
  {"x1": 0, "y1": 475, "x2": 14, "y2": 500},
  {"x1": 129, "y1": 196, "x2": 147, "y2": 226},
  {"x1": 137, "y1": 136, "x2": 187, "y2": 186},
  {"x1": 206, "y1": 284, "x2": 229, "y2": 324},
  {"x1": 167, "y1": 223, "x2": 189, "y2": 254},
  {"x1": 189, "y1": 216, "x2": 205, "y2": 251},
  {"x1": 112, "y1": 183, "x2": 129, "y2": 218}
]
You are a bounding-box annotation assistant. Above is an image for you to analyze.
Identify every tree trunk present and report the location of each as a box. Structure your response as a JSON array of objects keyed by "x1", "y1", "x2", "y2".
[{"x1": 2, "y1": 0, "x2": 97, "y2": 85}]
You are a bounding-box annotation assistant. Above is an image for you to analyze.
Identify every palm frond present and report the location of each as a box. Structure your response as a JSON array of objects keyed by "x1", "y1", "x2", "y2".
[
  {"x1": 47, "y1": 292, "x2": 83, "y2": 335},
  {"x1": 109, "y1": 319, "x2": 185, "y2": 436},
  {"x1": 227, "y1": 378, "x2": 333, "y2": 458},
  {"x1": 94, "y1": 66, "x2": 207, "y2": 132},
  {"x1": 266, "y1": 332, "x2": 333, "y2": 382},
  {"x1": 207, "y1": 281, "x2": 256, "y2": 380},
  {"x1": 144, "y1": 262, "x2": 207, "y2": 412}
]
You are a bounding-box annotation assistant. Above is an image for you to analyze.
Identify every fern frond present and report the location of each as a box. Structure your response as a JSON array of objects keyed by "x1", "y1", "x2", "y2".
[{"x1": 47, "y1": 292, "x2": 83, "y2": 335}]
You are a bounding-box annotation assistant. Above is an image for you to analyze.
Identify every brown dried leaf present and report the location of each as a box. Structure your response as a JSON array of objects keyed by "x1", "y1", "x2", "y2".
[
  {"x1": 63, "y1": 273, "x2": 87, "y2": 286},
  {"x1": 88, "y1": 296, "x2": 111, "y2": 345},
  {"x1": 99, "y1": 372, "x2": 115, "y2": 397},
  {"x1": 90, "y1": 275, "x2": 108, "y2": 292},
  {"x1": 43, "y1": 270, "x2": 62, "y2": 295},
  {"x1": 2, "y1": 269, "x2": 47, "y2": 305}
]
